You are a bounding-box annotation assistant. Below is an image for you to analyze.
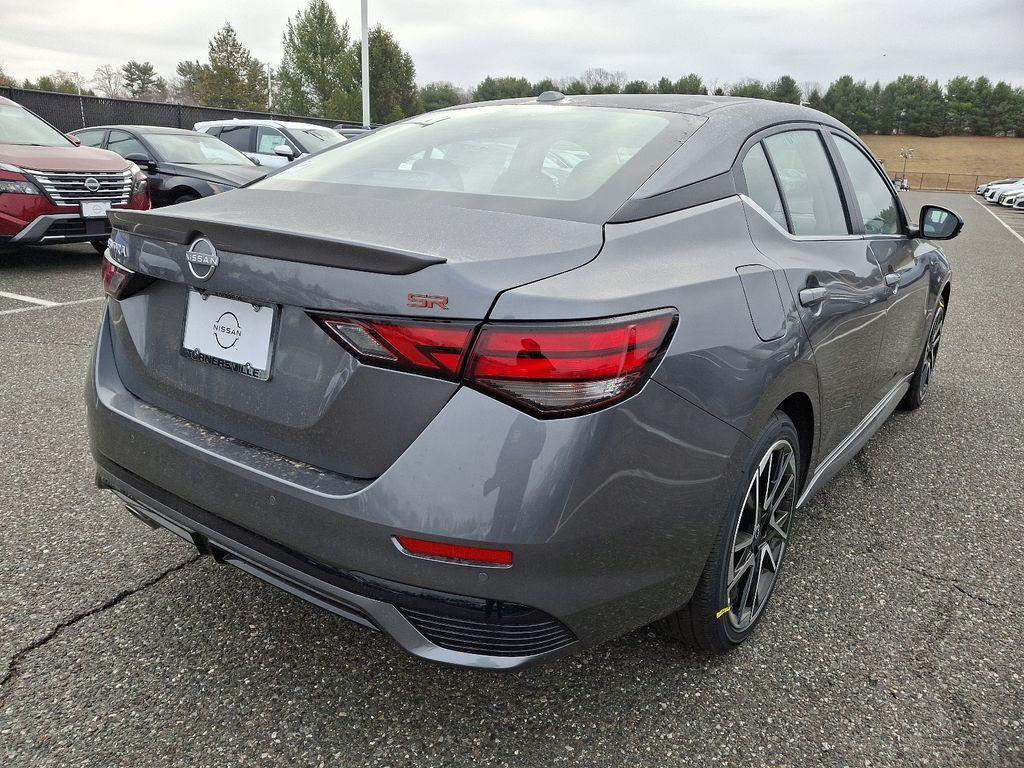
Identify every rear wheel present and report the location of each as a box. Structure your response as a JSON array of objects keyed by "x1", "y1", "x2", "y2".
[
  {"x1": 899, "y1": 297, "x2": 945, "y2": 411},
  {"x1": 654, "y1": 411, "x2": 800, "y2": 652}
]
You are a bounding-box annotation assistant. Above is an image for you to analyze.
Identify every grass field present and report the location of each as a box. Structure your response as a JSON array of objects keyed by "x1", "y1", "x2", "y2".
[{"x1": 860, "y1": 135, "x2": 1024, "y2": 183}]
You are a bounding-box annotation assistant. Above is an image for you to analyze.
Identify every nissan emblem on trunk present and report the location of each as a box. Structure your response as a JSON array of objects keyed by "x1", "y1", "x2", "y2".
[{"x1": 185, "y1": 237, "x2": 219, "y2": 280}]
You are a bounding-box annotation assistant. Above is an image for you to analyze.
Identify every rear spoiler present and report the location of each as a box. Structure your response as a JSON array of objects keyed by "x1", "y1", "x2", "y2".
[{"x1": 108, "y1": 208, "x2": 445, "y2": 276}]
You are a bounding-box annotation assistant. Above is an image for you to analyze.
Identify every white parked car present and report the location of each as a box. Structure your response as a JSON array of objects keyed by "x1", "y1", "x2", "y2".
[
  {"x1": 977, "y1": 178, "x2": 1020, "y2": 195},
  {"x1": 193, "y1": 119, "x2": 346, "y2": 168},
  {"x1": 983, "y1": 179, "x2": 1024, "y2": 202}
]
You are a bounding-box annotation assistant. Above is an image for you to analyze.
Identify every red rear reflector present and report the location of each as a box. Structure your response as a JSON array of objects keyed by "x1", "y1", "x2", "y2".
[
  {"x1": 313, "y1": 314, "x2": 476, "y2": 379},
  {"x1": 394, "y1": 536, "x2": 513, "y2": 567},
  {"x1": 465, "y1": 309, "x2": 677, "y2": 416}
]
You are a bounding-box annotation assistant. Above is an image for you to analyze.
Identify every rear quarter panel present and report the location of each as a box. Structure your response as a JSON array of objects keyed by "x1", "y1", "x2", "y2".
[{"x1": 490, "y1": 197, "x2": 818, "y2": 446}]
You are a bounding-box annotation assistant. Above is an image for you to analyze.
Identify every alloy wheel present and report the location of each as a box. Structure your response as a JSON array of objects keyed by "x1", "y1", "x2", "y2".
[
  {"x1": 919, "y1": 306, "x2": 945, "y2": 401},
  {"x1": 726, "y1": 439, "x2": 797, "y2": 632}
]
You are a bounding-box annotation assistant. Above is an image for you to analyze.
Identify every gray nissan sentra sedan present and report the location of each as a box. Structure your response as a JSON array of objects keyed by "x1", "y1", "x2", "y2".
[{"x1": 89, "y1": 94, "x2": 961, "y2": 669}]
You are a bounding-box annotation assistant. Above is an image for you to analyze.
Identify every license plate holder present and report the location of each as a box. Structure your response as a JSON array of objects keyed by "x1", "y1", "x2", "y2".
[
  {"x1": 181, "y1": 291, "x2": 275, "y2": 380},
  {"x1": 81, "y1": 200, "x2": 111, "y2": 219}
]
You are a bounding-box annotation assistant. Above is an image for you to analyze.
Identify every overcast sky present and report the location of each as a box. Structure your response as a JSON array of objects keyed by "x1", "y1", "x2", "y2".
[{"x1": 2, "y1": 0, "x2": 1022, "y2": 91}]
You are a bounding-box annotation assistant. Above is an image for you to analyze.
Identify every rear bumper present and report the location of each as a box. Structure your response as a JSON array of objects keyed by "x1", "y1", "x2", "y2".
[
  {"x1": 97, "y1": 457, "x2": 577, "y2": 669},
  {"x1": 87, "y1": 303, "x2": 747, "y2": 667}
]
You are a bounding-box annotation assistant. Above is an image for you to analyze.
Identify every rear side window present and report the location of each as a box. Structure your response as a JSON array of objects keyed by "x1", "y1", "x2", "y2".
[
  {"x1": 833, "y1": 135, "x2": 902, "y2": 235},
  {"x1": 763, "y1": 130, "x2": 849, "y2": 236},
  {"x1": 75, "y1": 129, "x2": 105, "y2": 148},
  {"x1": 741, "y1": 143, "x2": 787, "y2": 229},
  {"x1": 218, "y1": 126, "x2": 252, "y2": 152}
]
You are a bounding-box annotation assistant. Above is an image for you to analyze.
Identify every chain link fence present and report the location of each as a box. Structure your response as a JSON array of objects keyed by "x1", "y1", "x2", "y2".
[
  {"x1": 1, "y1": 86, "x2": 365, "y2": 132},
  {"x1": 892, "y1": 172, "x2": 1024, "y2": 192}
]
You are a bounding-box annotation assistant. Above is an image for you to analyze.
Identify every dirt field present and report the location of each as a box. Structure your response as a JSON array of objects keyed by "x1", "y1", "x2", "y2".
[{"x1": 860, "y1": 135, "x2": 1024, "y2": 182}]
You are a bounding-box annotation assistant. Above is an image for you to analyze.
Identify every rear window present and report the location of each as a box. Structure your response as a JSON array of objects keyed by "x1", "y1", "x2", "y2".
[{"x1": 258, "y1": 105, "x2": 700, "y2": 222}]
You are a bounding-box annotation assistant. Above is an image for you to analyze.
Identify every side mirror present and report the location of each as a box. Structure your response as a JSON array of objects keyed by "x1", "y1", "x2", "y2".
[
  {"x1": 919, "y1": 205, "x2": 963, "y2": 241},
  {"x1": 124, "y1": 152, "x2": 156, "y2": 170},
  {"x1": 274, "y1": 144, "x2": 296, "y2": 160},
  {"x1": 66, "y1": 133, "x2": 81, "y2": 146}
]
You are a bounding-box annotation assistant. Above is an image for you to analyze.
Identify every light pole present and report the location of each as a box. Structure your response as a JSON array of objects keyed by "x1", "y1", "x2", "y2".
[
  {"x1": 361, "y1": 0, "x2": 370, "y2": 128},
  {"x1": 899, "y1": 147, "x2": 914, "y2": 182}
]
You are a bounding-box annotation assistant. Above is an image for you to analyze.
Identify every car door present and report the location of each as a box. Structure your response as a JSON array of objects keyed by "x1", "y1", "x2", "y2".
[
  {"x1": 740, "y1": 128, "x2": 890, "y2": 457},
  {"x1": 105, "y1": 129, "x2": 171, "y2": 207},
  {"x1": 828, "y1": 133, "x2": 931, "y2": 402},
  {"x1": 254, "y1": 126, "x2": 294, "y2": 168},
  {"x1": 215, "y1": 125, "x2": 258, "y2": 165}
]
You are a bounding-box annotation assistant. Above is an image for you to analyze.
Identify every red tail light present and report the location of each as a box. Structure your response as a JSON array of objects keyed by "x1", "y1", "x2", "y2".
[
  {"x1": 465, "y1": 310, "x2": 676, "y2": 415},
  {"x1": 394, "y1": 536, "x2": 513, "y2": 567},
  {"x1": 310, "y1": 309, "x2": 676, "y2": 417},
  {"x1": 312, "y1": 314, "x2": 476, "y2": 379},
  {"x1": 102, "y1": 252, "x2": 134, "y2": 298}
]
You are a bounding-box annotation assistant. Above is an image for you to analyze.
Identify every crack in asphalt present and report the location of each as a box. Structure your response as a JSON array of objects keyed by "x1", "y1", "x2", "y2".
[
  {"x1": 884, "y1": 558, "x2": 1003, "y2": 609},
  {"x1": 0, "y1": 554, "x2": 202, "y2": 700}
]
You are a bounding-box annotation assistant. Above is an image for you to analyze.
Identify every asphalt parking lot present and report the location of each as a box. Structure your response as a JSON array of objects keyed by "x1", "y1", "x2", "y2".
[{"x1": 1, "y1": 191, "x2": 1021, "y2": 767}]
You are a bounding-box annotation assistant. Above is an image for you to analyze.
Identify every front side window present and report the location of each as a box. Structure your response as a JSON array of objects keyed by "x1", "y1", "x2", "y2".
[
  {"x1": 740, "y1": 142, "x2": 787, "y2": 229},
  {"x1": 217, "y1": 125, "x2": 252, "y2": 152},
  {"x1": 256, "y1": 127, "x2": 292, "y2": 154},
  {"x1": 144, "y1": 133, "x2": 253, "y2": 166},
  {"x1": 833, "y1": 135, "x2": 902, "y2": 235},
  {"x1": 763, "y1": 130, "x2": 849, "y2": 236},
  {"x1": 0, "y1": 104, "x2": 70, "y2": 147},
  {"x1": 106, "y1": 130, "x2": 148, "y2": 159}
]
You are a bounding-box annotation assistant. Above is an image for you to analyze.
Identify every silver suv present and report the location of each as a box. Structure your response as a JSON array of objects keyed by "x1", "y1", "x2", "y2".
[{"x1": 193, "y1": 118, "x2": 345, "y2": 168}]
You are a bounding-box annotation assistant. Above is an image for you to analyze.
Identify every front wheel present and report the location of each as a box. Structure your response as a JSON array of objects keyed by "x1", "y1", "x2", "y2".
[
  {"x1": 899, "y1": 297, "x2": 945, "y2": 411},
  {"x1": 654, "y1": 411, "x2": 800, "y2": 652}
]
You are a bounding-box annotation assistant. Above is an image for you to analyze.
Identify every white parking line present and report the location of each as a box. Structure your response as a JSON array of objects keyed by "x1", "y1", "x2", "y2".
[
  {"x1": 0, "y1": 296, "x2": 104, "y2": 316},
  {"x1": 971, "y1": 196, "x2": 1024, "y2": 247},
  {"x1": 0, "y1": 290, "x2": 60, "y2": 307}
]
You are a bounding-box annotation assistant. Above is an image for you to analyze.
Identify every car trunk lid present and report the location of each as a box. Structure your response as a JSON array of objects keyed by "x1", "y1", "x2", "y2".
[{"x1": 105, "y1": 188, "x2": 603, "y2": 478}]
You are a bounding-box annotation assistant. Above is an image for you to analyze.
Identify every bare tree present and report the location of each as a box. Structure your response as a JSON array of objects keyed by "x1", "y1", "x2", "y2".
[{"x1": 92, "y1": 65, "x2": 125, "y2": 98}]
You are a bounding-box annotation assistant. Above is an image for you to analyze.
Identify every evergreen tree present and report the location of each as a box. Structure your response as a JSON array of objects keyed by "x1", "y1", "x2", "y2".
[
  {"x1": 766, "y1": 75, "x2": 801, "y2": 104},
  {"x1": 121, "y1": 61, "x2": 160, "y2": 98},
  {"x1": 729, "y1": 79, "x2": 766, "y2": 98},
  {"x1": 355, "y1": 25, "x2": 422, "y2": 122},
  {"x1": 674, "y1": 73, "x2": 707, "y2": 95},
  {"x1": 419, "y1": 81, "x2": 461, "y2": 112},
  {"x1": 622, "y1": 80, "x2": 652, "y2": 94},
  {"x1": 178, "y1": 24, "x2": 267, "y2": 110},
  {"x1": 820, "y1": 76, "x2": 876, "y2": 133},
  {"x1": 472, "y1": 75, "x2": 533, "y2": 101},
  {"x1": 278, "y1": 0, "x2": 357, "y2": 118}
]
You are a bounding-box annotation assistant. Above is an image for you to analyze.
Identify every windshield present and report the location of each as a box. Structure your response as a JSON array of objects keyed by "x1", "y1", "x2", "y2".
[
  {"x1": 0, "y1": 104, "x2": 70, "y2": 147},
  {"x1": 260, "y1": 105, "x2": 697, "y2": 221},
  {"x1": 144, "y1": 132, "x2": 253, "y2": 165},
  {"x1": 290, "y1": 127, "x2": 345, "y2": 154}
]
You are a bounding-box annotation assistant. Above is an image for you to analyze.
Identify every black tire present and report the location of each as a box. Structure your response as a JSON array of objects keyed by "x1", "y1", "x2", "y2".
[
  {"x1": 653, "y1": 410, "x2": 801, "y2": 653},
  {"x1": 899, "y1": 297, "x2": 945, "y2": 411},
  {"x1": 90, "y1": 239, "x2": 107, "y2": 255},
  {"x1": 172, "y1": 193, "x2": 199, "y2": 206}
]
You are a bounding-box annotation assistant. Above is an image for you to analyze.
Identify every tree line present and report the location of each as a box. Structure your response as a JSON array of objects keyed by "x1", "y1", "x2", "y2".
[{"x1": 1, "y1": 0, "x2": 1021, "y2": 136}]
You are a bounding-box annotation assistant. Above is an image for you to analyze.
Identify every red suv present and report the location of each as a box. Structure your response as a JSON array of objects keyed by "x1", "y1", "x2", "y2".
[{"x1": 0, "y1": 96, "x2": 150, "y2": 252}]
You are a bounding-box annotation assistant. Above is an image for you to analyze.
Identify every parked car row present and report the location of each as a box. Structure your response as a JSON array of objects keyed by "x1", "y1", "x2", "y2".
[
  {"x1": 0, "y1": 98, "x2": 356, "y2": 252},
  {"x1": 976, "y1": 176, "x2": 1024, "y2": 210}
]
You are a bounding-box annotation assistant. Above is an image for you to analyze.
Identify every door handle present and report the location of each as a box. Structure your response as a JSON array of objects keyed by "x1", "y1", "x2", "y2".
[
  {"x1": 884, "y1": 272, "x2": 902, "y2": 287},
  {"x1": 799, "y1": 287, "x2": 828, "y2": 307}
]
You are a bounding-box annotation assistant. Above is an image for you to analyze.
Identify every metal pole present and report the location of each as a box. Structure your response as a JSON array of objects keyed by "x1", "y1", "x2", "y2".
[{"x1": 361, "y1": 0, "x2": 370, "y2": 127}]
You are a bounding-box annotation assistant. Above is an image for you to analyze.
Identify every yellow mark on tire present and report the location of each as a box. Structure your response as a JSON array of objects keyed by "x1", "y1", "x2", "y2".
[{"x1": 716, "y1": 606, "x2": 730, "y2": 619}]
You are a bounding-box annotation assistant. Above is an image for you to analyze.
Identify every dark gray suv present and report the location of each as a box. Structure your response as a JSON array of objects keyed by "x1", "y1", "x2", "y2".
[{"x1": 89, "y1": 95, "x2": 960, "y2": 669}]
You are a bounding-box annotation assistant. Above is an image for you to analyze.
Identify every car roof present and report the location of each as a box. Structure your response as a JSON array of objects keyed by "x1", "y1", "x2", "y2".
[
  {"x1": 73, "y1": 125, "x2": 201, "y2": 135},
  {"x1": 194, "y1": 118, "x2": 330, "y2": 130},
  {"x1": 446, "y1": 94, "x2": 850, "y2": 203},
  {"x1": 0, "y1": 95, "x2": 19, "y2": 107}
]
